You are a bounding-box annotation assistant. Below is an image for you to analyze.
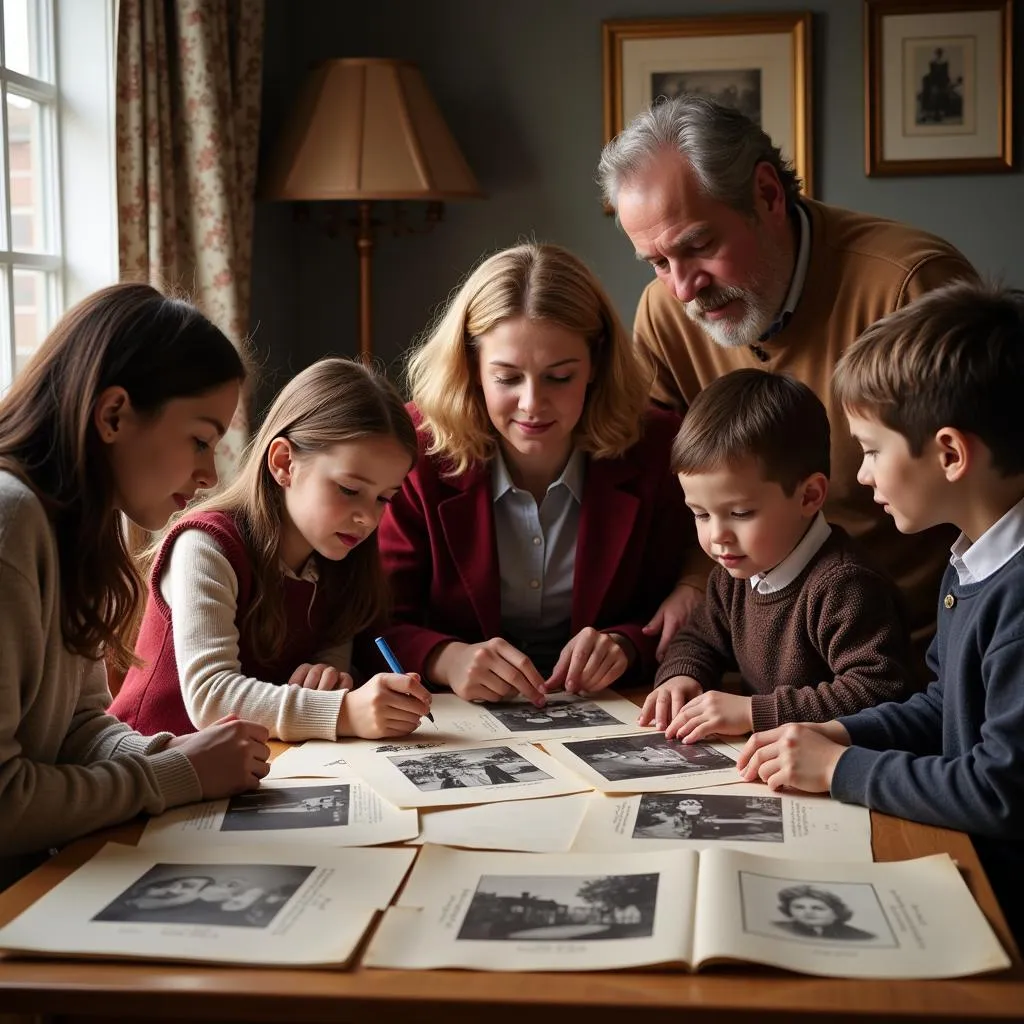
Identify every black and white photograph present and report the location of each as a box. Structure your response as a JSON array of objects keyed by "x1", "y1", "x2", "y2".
[
  {"x1": 651, "y1": 68, "x2": 761, "y2": 123},
  {"x1": 457, "y1": 872, "x2": 659, "y2": 941},
  {"x1": 632, "y1": 793, "x2": 784, "y2": 842},
  {"x1": 93, "y1": 863, "x2": 313, "y2": 929},
  {"x1": 220, "y1": 784, "x2": 350, "y2": 832},
  {"x1": 484, "y1": 697, "x2": 621, "y2": 734},
  {"x1": 739, "y1": 871, "x2": 898, "y2": 948},
  {"x1": 562, "y1": 734, "x2": 735, "y2": 783},
  {"x1": 908, "y1": 38, "x2": 971, "y2": 127},
  {"x1": 389, "y1": 745, "x2": 552, "y2": 791}
]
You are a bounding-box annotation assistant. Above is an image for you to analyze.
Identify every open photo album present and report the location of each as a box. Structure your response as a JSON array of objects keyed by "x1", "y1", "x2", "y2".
[{"x1": 364, "y1": 845, "x2": 1010, "y2": 979}]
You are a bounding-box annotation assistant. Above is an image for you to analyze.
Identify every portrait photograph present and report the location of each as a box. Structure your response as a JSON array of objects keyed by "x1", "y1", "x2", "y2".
[
  {"x1": 92, "y1": 862, "x2": 313, "y2": 929},
  {"x1": 220, "y1": 784, "x2": 350, "y2": 832},
  {"x1": 739, "y1": 871, "x2": 899, "y2": 948},
  {"x1": 650, "y1": 68, "x2": 761, "y2": 123},
  {"x1": 389, "y1": 745, "x2": 552, "y2": 792},
  {"x1": 457, "y1": 872, "x2": 659, "y2": 942},
  {"x1": 632, "y1": 793, "x2": 784, "y2": 842},
  {"x1": 561, "y1": 733, "x2": 735, "y2": 783}
]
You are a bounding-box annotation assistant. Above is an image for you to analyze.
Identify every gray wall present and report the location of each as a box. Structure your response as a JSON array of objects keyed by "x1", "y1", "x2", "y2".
[{"x1": 251, "y1": 0, "x2": 1023, "y2": 403}]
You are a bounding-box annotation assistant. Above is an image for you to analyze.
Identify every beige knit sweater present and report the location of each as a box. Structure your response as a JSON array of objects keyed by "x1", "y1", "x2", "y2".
[{"x1": 0, "y1": 471, "x2": 201, "y2": 891}]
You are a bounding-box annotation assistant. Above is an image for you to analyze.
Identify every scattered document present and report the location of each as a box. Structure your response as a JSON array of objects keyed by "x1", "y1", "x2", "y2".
[
  {"x1": 0, "y1": 843, "x2": 416, "y2": 968},
  {"x1": 570, "y1": 784, "x2": 872, "y2": 860}
]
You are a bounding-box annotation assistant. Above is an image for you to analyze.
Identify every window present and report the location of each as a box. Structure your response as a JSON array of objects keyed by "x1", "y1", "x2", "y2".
[{"x1": 0, "y1": 0, "x2": 61, "y2": 387}]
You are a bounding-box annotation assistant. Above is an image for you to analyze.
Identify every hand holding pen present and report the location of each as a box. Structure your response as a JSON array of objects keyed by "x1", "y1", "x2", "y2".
[{"x1": 375, "y1": 636, "x2": 435, "y2": 723}]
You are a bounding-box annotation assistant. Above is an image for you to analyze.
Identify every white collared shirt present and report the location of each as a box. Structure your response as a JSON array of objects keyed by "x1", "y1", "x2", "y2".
[
  {"x1": 949, "y1": 494, "x2": 1024, "y2": 585},
  {"x1": 749, "y1": 511, "x2": 832, "y2": 595}
]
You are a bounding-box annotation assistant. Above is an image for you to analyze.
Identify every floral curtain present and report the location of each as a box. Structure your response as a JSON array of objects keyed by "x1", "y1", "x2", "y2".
[{"x1": 115, "y1": 0, "x2": 265, "y2": 479}]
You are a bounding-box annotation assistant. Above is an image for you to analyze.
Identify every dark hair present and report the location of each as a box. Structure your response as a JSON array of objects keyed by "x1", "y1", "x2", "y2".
[
  {"x1": 0, "y1": 282, "x2": 247, "y2": 669},
  {"x1": 777, "y1": 885, "x2": 853, "y2": 924},
  {"x1": 671, "y1": 369, "x2": 830, "y2": 494},
  {"x1": 834, "y1": 281, "x2": 1024, "y2": 475}
]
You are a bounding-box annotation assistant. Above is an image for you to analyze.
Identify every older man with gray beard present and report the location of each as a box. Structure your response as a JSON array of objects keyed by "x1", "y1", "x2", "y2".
[{"x1": 600, "y1": 95, "x2": 975, "y2": 679}]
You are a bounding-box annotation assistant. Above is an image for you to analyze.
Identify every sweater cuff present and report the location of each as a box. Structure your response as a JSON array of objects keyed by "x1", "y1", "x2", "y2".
[
  {"x1": 109, "y1": 728, "x2": 175, "y2": 758},
  {"x1": 290, "y1": 689, "x2": 347, "y2": 742},
  {"x1": 147, "y1": 747, "x2": 204, "y2": 809},
  {"x1": 749, "y1": 694, "x2": 779, "y2": 733},
  {"x1": 829, "y1": 745, "x2": 883, "y2": 805},
  {"x1": 654, "y1": 659, "x2": 713, "y2": 689}
]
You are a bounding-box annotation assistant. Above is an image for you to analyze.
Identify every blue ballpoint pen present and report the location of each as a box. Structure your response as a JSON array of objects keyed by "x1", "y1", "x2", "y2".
[{"x1": 374, "y1": 635, "x2": 435, "y2": 723}]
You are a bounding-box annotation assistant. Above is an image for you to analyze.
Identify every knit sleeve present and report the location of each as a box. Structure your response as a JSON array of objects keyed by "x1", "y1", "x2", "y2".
[
  {"x1": 654, "y1": 569, "x2": 736, "y2": 688},
  {"x1": 749, "y1": 564, "x2": 917, "y2": 730},
  {"x1": 0, "y1": 561, "x2": 200, "y2": 861},
  {"x1": 163, "y1": 529, "x2": 345, "y2": 741}
]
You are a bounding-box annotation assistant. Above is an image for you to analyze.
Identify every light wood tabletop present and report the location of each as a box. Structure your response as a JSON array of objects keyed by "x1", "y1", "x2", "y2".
[{"x1": 2, "y1": 715, "x2": 1022, "y2": 1023}]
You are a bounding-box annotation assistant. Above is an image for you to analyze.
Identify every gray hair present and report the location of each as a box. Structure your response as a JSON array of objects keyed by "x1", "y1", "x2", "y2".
[{"x1": 597, "y1": 95, "x2": 802, "y2": 214}]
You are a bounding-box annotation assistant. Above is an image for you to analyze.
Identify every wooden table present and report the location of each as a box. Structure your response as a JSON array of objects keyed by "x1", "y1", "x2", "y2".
[{"x1": 1, "y1": 751, "x2": 1022, "y2": 1022}]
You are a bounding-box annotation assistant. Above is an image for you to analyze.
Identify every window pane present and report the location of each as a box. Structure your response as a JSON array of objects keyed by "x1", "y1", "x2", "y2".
[
  {"x1": 6, "y1": 92, "x2": 54, "y2": 252},
  {"x1": 2, "y1": 0, "x2": 50, "y2": 81},
  {"x1": 12, "y1": 266, "x2": 49, "y2": 374}
]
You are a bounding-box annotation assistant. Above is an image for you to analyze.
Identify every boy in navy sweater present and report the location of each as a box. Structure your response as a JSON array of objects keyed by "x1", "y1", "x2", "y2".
[{"x1": 737, "y1": 282, "x2": 1024, "y2": 945}]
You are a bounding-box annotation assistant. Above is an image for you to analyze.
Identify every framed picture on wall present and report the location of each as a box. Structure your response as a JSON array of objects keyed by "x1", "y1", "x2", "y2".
[
  {"x1": 865, "y1": 0, "x2": 1013, "y2": 175},
  {"x1": 601, "y1": 13, "x2": 814, "y2": 200}
]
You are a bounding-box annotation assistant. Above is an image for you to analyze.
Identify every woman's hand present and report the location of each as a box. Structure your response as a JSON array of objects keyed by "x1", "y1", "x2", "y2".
[
  {"x1": 543, "y1": 628, "x2": 631, "y2": 695},
  {"x1": 287, "y1": 663, "x2": 353, "y2": 691},
  {"x1": 428, "y1": 639, "x2": 547, "y2": 705}
]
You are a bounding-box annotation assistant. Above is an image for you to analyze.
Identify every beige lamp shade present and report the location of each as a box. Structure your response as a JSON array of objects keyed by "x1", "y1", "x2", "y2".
[{"x1": 261, "y1": 58, "x2": 482, "y2": 201}]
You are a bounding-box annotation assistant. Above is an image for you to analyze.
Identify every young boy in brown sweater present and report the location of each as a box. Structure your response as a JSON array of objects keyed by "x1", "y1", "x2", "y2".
[{"x1": 638, "y1": 369, "x2": 916, "y2": 741}]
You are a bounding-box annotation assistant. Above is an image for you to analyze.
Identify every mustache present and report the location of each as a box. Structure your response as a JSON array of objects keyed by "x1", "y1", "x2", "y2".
[{"x1": 687, "y1": 285, "x2": 746, "y2": 315}]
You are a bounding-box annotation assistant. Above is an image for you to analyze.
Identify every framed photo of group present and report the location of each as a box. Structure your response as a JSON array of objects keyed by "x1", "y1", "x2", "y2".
[
  {"x1": 601, "y1": 13, "x2": 814, "y2": 198},
  {"x1": 865, "y1": 0, "x2": 1014, "y2": 175}
]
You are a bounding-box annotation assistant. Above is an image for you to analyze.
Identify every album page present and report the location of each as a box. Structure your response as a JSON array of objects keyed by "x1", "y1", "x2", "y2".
[
  {"x1": 692, "y1": 849, "x2": 1010, "y2": 978},
  {"x1": 542, "y1": 731, "x2": 740, "y2": 793},
  {"x1": 363, "y1": 843, "x2": 697, "y2": 971},
  {"x1": 341, "y1": 737, "x2": 590, "y2": 808},
  {"x1": 570, "y1": 783, "x2": 872, "y2": 860},
  {"x1": 137, "y1": 778, "x2": 418, "y2": 849},
  {"x1": 0, "y1": 843, "x2": 417, "y2": 967},
  {"x1": 410, "y1": 794, "x2": 590, "y2": 852},
  {"x1": 265, "y1": 741, "x2": 353, "y2": 780}
]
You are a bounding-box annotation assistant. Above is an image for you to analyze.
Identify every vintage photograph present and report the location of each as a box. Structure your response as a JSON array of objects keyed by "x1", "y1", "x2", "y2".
[
  {"x1": 458, "y1": 872, "x2": 659, "y2": 941},
  {"x1": 220, "y1": 784, "x2": 350, "y2": 832},
  {"x1": 562, "y1": 733, "x2": 735, "y2": 783},
  {"x1": 651, "y1": 68, "x2": 761, "y2": 123},
  {"x1": 865, "y1": 0, "x2": 1011, "y2": 174},
  {"x1": 485, "y1": 697, "x2": 621, "y2": 734},
  {"x1": 389, "y1": 745, "x2": 552, "y2": 791},
  {"x1": 632, "y1": 793, "x2": 784, "y2": 842},
  {"x1": 93, "y1": 863, "x2": 313, "y2": 928},
  {"x1": 907, "y1": 39, "x2": 971, "y2": 129},
  {"x1": 739, "y1": 871, "x2": 899, "y2": 948}
]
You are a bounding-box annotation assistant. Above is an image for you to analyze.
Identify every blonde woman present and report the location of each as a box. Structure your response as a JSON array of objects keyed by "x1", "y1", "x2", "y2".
[{"x1": 375, "y1": 243, "x2": 692, "y2": 704}]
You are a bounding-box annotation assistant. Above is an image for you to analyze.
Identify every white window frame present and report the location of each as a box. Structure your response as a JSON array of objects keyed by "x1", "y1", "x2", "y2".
[{"x1": 0, "y1": 0, "x2": 116, "y2": 389}]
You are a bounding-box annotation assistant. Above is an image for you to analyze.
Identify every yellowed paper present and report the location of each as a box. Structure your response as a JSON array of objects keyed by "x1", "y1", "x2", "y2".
[
  {"x1": 0, "y1": 843, "x2": 416, "y2": 967},
  {"x1": 340, "y1": 738, "x2": 590, "y2": 808},
  {"x1": 411, "y1": 794, "x2": 590, "y2": 852},
  {"x1": 543, "y1": 731, "x2": 740, "y2": 793},
  {"x1": 571, "y1": 784, "x2": 872, "y2": 860},
  {"x1": 137, "y1": 778, "x2": 417, "y2": 849},
  {"x1": 265, "y1": 742, "x2": 353, "y2": 780}
]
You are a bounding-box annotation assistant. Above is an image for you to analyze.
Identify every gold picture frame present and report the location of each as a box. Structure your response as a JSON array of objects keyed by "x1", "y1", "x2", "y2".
[
  {"x1": 602, "y1": 13, "x2": 814, "y2": 197},
  {"x1": 865, "y1": 0, "x2": 1014, "y2": 175}
]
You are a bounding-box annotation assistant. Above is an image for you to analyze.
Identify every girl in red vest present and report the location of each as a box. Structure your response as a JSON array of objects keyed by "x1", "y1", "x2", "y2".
[
  {"x1": 0, "y1": 283, "x2": 271, "y2": 892},
  {"x1": 111, "y1": 358, "x2": 431, "y2": 741}
]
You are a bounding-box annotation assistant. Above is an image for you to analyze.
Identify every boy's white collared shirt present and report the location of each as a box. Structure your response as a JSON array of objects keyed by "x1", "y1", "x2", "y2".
[
  {"x1": 749, "y1": 510, "x2": 832, "y2": 595},
  {"x1": 949, "y1": 494, "x2": 1024, "y2": 585}
]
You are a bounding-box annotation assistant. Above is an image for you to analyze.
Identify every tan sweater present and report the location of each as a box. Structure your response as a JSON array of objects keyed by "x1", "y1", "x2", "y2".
[
  {"x1": 655, "y1": 527, "x2": 917, "y2": 731},
  {"x1": 0, "y1": 472, "x2": 201, "y2": 891},
  {"x1": 635, "y1": 198, "x2": 976, "y2": 670}
]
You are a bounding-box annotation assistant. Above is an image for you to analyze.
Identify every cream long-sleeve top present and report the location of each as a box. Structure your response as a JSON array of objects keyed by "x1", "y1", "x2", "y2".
[
  {"x1": 0, "y1": 471, "x2": 201, "y2": 891},
  {"x1": 159, "y1": 528, "x2": 352, "y2": 741}
]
